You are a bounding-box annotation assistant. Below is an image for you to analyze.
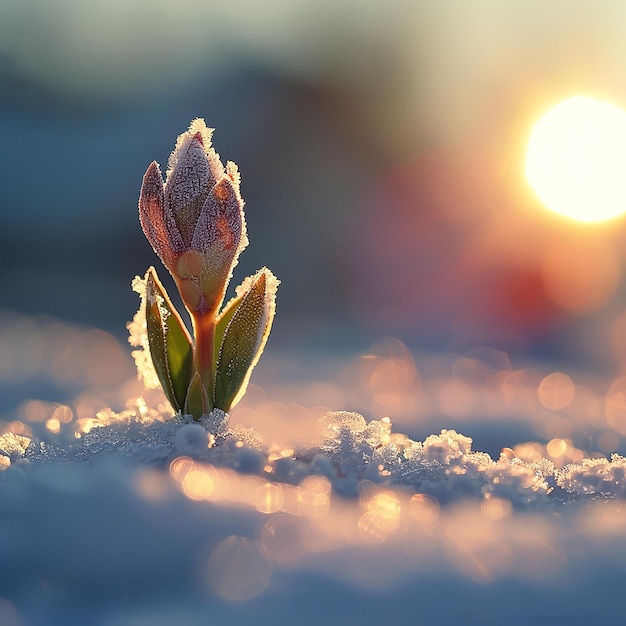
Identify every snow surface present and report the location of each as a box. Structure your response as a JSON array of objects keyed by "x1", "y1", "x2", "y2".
[
  {"x1": 2, "y1": 313, "x2": 626, "y2": 624},
  {"x1": 2, "y1": 400, "x2": 626, "y2": 625}
]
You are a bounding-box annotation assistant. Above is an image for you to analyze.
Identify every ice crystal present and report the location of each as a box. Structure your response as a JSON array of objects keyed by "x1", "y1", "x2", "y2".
[
  {"x1": 319, "y1": 411, "x2": 373, "y2": 481},
  {"x1": 128, "y1": 275, "x2": 160, "y2": 390},
  {"x1": 0, "y1": 433, "x2": 31, "y2": 461},
  {"x1": 199, "y1": 408, "x2": 229, "y2": 437},
  {"x1": 316, "y1": 412, "x2": 556, "y2": 505},
  {"x1": 557, "y1": 454, "x2": 626, "y2": 497},
  {"x1": 4, "y1": 397, "x2": 626, "y2": 509},
  {"x1": 421, "y1": 430, "x2": 473, "y2": 464}
]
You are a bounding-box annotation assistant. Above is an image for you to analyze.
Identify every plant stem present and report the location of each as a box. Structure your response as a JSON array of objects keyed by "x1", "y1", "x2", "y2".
[{"x1": 192, "y1": 312, "x2": 215, "y2": 408}]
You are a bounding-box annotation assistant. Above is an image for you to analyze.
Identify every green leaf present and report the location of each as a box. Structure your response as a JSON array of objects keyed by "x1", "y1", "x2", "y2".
[
  {"x1": 213, "y1": 290, "x2": 246, "y2": 369},
  {"x1": 184, "y1": 371, "x2": 211, "y2": 419},
  {"x1": 214, "y1": 268, "x2": 278, "y2": 411},
  {"x1": 145, "y1": 267, "x2": 194, "y2": 412}
]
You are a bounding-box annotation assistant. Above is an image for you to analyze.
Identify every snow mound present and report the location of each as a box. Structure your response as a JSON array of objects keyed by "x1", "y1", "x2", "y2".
[
  {"x1": 3, "y1": 405, "x2": 624, "y2": 509},
  {"x1": 3, "y1": 401, "x2": 626, "y2": 625}
]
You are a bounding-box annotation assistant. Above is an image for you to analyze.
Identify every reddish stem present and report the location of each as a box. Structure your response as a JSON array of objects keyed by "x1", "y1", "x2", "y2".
[{"x1": 192, "y1": 311, "x2": 215, "y2": 408}]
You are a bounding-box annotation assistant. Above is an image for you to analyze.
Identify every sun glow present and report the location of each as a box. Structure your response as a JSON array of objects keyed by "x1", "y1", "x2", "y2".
[{"x1": 526, "y1": 96, "x2": 626, "y2": 222}]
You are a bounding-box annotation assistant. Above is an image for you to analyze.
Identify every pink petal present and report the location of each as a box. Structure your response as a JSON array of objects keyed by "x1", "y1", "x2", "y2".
[
  {"x1": 165, "y1": 126, "x2": 225, "y2": 247},
  {"x1": 192, "y1": 176, "x2": 247, "y2": 261}
]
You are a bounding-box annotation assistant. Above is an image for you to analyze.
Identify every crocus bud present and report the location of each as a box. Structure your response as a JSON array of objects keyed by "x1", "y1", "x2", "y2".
[{"x1": 139, "y1": 119, "x2": 248, "y2": 316}]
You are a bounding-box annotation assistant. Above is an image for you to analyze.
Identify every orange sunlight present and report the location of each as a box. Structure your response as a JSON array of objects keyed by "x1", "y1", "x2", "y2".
[{"x1": 526, "y1": 96, "x2": 626, "y2": 222}]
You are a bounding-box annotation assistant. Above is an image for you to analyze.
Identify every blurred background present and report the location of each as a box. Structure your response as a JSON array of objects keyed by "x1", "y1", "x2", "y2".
[{"x1": 4, "y1": 0, "x2": 626, "y2": 414}]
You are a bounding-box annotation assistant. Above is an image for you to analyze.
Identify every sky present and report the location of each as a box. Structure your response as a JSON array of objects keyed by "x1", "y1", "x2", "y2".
[{"x1": 3, "y1": 0, "x2": 626, "y2": 370}]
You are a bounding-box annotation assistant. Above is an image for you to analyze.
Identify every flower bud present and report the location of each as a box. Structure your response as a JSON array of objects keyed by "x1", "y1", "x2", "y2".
[{"x1": 139, "y1": 119, "x2": 248, "y2": 316}]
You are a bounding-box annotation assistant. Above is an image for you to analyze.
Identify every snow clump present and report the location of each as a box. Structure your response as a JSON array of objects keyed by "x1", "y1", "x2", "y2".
[{"x1": 3, "y1": 405, "x2": 626, "y2": 509}]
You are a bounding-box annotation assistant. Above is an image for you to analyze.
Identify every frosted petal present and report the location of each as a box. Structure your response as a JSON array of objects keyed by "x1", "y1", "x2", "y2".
[
  {"x1": 165, "y1": 119, "x2": 225, "y2": 247},
  {"x1": 192, "y1": 176, "x2": 247, "y2": 259},
  {"x1": 138, "y1": 162, "x2": 183, "y2": 267}
]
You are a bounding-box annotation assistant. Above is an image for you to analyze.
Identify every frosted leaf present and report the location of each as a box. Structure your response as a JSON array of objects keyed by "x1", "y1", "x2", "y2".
[
  {"x1": 214, "y1": 268, "x2": 279, "y2": 411},
  {"x1": 233, "y1": 268, "x2": 280, "y2": 324},
  {"x1": 128, "y1": 275, "x2": 160, "y2": 390}
]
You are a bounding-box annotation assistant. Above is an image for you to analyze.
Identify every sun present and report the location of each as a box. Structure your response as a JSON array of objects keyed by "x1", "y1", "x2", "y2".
[{"x1": 526, "y1": 96, "x2": 626, "y2": 222}]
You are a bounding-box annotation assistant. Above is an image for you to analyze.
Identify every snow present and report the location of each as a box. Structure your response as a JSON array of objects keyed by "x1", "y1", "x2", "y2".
[
  {"x1": 3, "y1": 313, "x2": 626, "y2": 624},
  {"x1": 8, "y1": 401, "x2": 623, "y2": 508}
]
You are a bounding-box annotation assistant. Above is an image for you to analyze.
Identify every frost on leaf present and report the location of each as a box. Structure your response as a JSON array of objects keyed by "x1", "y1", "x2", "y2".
[
  {"x1": 143, "y1": 267, "x2": 194, "y2": 413},
  {"x1": 214, "y1": 268, "x2": 279, "y2": 411},
  {"x1": 128, "y1": 275, "x2": 160, "y2": 390}
]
